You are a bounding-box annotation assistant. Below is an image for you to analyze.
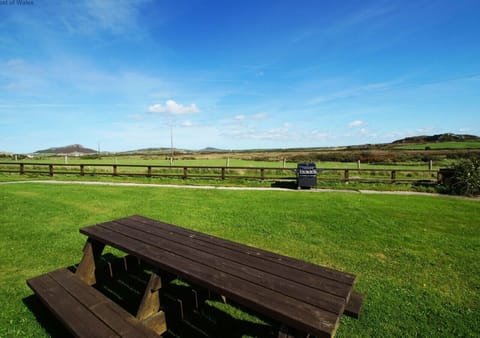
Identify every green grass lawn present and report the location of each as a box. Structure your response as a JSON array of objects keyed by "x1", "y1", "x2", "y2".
[{"x1": 0, "y1": 183, "x2": 479, "y2": 337}]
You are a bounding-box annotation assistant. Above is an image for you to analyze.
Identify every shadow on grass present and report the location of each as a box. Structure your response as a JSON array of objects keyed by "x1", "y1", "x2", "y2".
[
  {"x1": 162, "y1": 282, "x2": 275, "y2": 338},
  {"x1": 23, "y1": 294, "x2": 73, "y2": 337},
  {"x1": 23, "y1": 264, "x2": 76, "y2": 338},
  {"x1": 271, "y1": 180, "x2": 297, "y2": 189}
]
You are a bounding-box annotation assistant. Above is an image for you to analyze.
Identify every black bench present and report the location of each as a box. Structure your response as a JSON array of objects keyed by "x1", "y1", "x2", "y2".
[{"x1": 27, "y1": 215, "x2": 363, "y2": 337}]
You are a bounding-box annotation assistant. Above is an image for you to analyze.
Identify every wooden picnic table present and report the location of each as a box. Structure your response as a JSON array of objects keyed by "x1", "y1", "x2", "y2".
[{"x1": 28, "y1": 215, "x2": 363, "y2": 337}]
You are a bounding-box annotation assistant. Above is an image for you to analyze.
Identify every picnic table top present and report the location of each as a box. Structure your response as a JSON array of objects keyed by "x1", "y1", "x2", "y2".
[{"x1": 80, "y1": 215, "x2": 357, "y2": 337}]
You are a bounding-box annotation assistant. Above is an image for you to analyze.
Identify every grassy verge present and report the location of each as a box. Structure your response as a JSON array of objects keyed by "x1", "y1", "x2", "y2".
[{"x1": 0, "y1": 183, "x2": 479, "y2": 337}]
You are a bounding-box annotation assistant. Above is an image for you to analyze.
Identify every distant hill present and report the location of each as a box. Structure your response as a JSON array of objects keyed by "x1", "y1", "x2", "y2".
[
  {"x1": 392, "y1": 133, "x2": 479, "y2": 144},
  {"x1": 35, "y1": 144, "x2": 97, "y2": 154},
  {"x1": 119, "y1": 147, "x2": 190, "y2": 155},
  {"x1": 199, "y1": 147, "x2": 227, "y2": 152}
]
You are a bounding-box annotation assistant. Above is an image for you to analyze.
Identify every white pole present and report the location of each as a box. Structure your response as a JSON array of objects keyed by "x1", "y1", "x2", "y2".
[{"x1": 170, "y1": 126, "x2": 174, "y2": 166}]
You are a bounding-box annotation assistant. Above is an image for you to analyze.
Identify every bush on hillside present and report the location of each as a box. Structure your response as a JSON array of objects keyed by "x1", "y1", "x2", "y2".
[{"x1": 446, "y1": 158, "x2": 480, "y2": 196}]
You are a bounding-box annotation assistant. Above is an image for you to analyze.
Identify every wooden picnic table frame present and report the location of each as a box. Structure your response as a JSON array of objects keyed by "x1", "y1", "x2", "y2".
[{"x1": 73, "y1": 215, "x2": 362, "y2": 337}]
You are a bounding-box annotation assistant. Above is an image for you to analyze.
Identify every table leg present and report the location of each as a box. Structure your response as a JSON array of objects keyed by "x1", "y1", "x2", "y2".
[
  {"x1": 136, "y1": 268, "x2": 167, "y2": 335},
  {"x1": 75, "y1": 238, "x2": 105, "y2": 285}
]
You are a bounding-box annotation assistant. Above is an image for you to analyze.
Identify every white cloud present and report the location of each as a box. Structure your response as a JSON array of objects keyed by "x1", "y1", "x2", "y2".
[
  {"x1": 458, "y1": 128, "x2": 472, "y2": 133},
  {"x1": 348, "y1": 120, "x2": 365, "y2": 128},
  {"x1": 226, "y1": 120, "x2": 330, "y2": 143},
  {"x1": 148, "y1": 100, "x2": 200, "y2": 115},
  {"x1": 232, "y1": 113, "x2": 267, "y2": 121},
  {"x1": 182, "y1": 120, "x2": 193, "y2": 127}
]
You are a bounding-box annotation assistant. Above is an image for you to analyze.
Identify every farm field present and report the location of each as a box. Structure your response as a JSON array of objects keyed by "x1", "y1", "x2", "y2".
[
  {"x1": 394, "y1": 141, "x2": 480, "y2": 150},
  {"x1": 1, "y1": 156, "x2": 448, "y2": 170},
  {"x1": 0, "y1": 182, "x2": 478, "y2": 337}
]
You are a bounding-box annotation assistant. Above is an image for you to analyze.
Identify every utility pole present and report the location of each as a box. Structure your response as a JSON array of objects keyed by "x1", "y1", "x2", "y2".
[{"x1": 170, "y1": 126, "x2": 174, "y2": 166}]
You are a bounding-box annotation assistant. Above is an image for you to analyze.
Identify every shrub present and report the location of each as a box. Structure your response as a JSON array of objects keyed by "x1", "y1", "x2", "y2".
[{"x1": 446, "y1": 158, "x2": 480, "y2": 196}]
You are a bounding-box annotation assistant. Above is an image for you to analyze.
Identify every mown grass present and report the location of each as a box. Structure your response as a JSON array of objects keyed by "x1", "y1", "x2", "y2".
[{"x1": 0, "y1": 183, "x2": 479, "y2": 337}]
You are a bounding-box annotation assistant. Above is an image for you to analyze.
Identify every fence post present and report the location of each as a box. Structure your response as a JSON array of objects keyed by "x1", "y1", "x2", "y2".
[
  {"x1": 391, "y1": 170, "x2": 396, "y2": 183},
  {"x1": 20, "y1": 163, "x2": 24, "y2": 175},
  {"x1": 113, "y1": 165, "x2": 118, "y2": 176},
  {"x1": 344, "y1": 169, "x2": 349, "y2": 183},
  {"x1": 80, "y1": 164, "x2": 85, "y2": 176},
  {"x1": 183, "y1": 167, "x2": 188, "y2": 179},
  {"x1": 49, "y1": 164, "x2": 54, "y2": 176},
  {"x1": 147, "y1": 166, "x2": 152, "y2": 177},
  {"x1": 260, "y1": 168, "x2": 265, "y2": 181},
  {"x1": 221, "y1": 167, "x2": 225, "y2": 180}
]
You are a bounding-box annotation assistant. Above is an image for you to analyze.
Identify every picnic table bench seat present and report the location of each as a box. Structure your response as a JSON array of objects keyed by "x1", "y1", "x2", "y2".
[
  {"x1": 27, "y1": 268, "x2": 162, "y2": 337},
  {"x1": 27, "y1": 215, "x2": 363, "y2": 337}
]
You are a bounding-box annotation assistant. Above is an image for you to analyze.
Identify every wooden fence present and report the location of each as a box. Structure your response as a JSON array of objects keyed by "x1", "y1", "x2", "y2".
[{"x1": 0, "y1": 162, "x2": 442, "y2": 184}]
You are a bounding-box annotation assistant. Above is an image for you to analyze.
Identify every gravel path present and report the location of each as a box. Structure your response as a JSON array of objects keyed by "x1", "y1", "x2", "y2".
[{"x1": 2, "y1": 179, "x2": 479, "y2": 200}]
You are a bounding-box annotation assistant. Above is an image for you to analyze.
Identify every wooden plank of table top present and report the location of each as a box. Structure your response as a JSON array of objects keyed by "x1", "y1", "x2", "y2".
[
  {"x1": 114, "y1": 217, "x2": 352, "y2": 300},
  {"x1": 129, "y1": 215, "x2": 355, "y2": 285},
  {"x1": 81, "y1": 225, "x2": 339, "y2": 337},
  {"x1": 101, "y1": 220, "x2": 345, "y2": 314}
]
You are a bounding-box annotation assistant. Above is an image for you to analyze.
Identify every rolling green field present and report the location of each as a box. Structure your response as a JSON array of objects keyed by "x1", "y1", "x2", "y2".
[
  {"x1": 0, "y1": 183, "x2": 479, "y2": 337},
  {"x1": 2, "y1": 156, "x2": 447, "y2": 170},
  {"x1": 394, "y1": 141, "x2": 480, "y2": 150}
]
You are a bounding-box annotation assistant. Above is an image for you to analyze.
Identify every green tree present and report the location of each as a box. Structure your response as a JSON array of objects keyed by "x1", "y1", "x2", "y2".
[{"x1": 447, "y1": 158, "x2": 480, "y2": 196}]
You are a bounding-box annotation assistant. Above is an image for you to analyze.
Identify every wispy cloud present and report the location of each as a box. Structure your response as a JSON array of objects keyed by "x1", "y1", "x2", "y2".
[
  {"x1": 290, "y1": 3, "x2": 396, "y2": 44},
  {"x1": 59, "y1": 0, "x2": 149, "y2": 36},
  {"x1": 148, "y1": 100, "x2": 200, "y2": 115},
  {"x1": 230, "y1": 112, "x2": 268, "y2": 122},
  {"x1": 416, "y1": 127, "x2": 437, "y2": 134},
  {"x1": 310, "y1": 81, "x2": 396, "y2": 104},
  {"x1": 348, "y1": 120, "x2": 365, "y2": 128}
]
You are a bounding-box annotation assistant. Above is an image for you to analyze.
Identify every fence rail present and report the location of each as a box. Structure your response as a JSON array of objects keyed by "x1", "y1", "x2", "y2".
[{"x1": 0, "y1": 162, "x2": 442, "y2": 184}]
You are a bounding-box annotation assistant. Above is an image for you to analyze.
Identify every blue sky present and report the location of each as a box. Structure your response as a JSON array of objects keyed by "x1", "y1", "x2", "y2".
[{"x1": 1, "y1": 0, "x2": 479, "y2": 153}]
